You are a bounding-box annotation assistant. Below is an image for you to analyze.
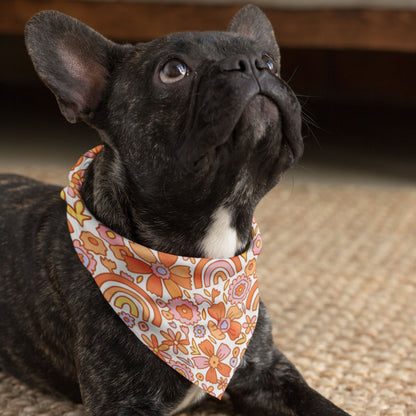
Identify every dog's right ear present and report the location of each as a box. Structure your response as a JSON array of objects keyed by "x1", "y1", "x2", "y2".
[{"x1": 25, "y1": 10, "x2": 128, "y2": 124}]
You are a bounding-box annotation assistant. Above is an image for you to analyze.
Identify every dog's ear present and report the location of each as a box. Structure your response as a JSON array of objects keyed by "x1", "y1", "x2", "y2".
[
  {"x1": 25, "y1": 10, "x2": 127, "y2": 124},
  {"x1": 228, "y1": 5, "x2": 280, "y2": 72}
]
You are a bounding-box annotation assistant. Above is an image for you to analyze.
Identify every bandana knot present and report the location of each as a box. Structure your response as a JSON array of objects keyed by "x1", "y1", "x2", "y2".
[{"x1": 61, "y1": 146, "x2": 262, "y2": 399}]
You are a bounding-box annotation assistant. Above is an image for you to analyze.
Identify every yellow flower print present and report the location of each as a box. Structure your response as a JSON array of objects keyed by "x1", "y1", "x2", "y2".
[
  {"x1": 161, "y1": 328, "x2": 189, "y2": 354},
  {"x1": 141, "y1": 334, "x2": 170, "y2": 360},
  {"x1": 67, "y1": 200, "x2": 90, "y2": 226}
]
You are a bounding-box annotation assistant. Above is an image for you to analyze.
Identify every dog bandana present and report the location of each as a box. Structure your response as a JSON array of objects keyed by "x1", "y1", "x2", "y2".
[{"x1": 61, "y1": 146, "x2": 262, "y2": 399}]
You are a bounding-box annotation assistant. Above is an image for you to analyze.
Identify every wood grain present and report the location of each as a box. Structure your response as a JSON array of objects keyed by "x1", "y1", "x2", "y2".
[{"x1": 1, "y1": 0, "x2": 416, "y2": 52}]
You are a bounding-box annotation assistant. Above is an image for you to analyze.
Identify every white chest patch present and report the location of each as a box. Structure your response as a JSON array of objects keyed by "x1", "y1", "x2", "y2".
[{"x1": 199, "y1": 206, "x2": 242, "y2": 258}]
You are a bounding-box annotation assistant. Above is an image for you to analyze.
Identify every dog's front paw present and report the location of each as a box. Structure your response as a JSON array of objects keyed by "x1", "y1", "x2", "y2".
[{"x1": 228, "y1": 345, "x2": 350, "y2": 416}]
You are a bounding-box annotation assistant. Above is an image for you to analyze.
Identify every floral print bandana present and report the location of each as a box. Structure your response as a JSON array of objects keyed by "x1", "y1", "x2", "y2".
[{"x1": 61, "y1": 146, "x2": 262, "y2": 399}]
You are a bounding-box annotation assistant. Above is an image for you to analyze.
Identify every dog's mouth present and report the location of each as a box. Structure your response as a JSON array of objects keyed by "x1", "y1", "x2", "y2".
[
  {"x1": 259, "y1": 78, "x2": 304, "y2": 170},
  {"x1": 178, "y1": 72, "x2": 303, "y2": 174}
]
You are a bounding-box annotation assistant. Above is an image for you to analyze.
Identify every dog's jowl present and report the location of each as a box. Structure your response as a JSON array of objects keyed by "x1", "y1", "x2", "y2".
[{"x1": 0, "y1": 5, "x2": 350, "y2": 416}]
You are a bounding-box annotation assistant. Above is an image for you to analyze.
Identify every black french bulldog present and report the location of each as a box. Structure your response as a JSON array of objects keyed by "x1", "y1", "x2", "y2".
[{"x1": 0, "y1": 5, "x2": 350, "y2": 416}]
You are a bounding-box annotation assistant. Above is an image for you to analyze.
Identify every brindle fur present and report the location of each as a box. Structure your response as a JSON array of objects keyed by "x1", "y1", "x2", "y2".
[{"x1": 0, "y1": 6, "x2": 349, "y2": 416}]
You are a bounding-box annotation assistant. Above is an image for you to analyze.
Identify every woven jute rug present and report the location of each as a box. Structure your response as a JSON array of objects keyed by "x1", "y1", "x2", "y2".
[{"x1": 1, "y1": 165, "x2": 415, "y2": 416}]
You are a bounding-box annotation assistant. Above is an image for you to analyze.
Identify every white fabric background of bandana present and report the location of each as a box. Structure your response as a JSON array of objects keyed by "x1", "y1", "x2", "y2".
[{"x1": 61, "y1": 146, "x2": 262, "y2": 399}]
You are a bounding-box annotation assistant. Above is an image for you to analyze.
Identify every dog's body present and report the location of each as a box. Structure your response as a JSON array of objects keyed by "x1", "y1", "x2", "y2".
[{"x1": 0, "y1": 6, "x2": 349, "y2": 415}]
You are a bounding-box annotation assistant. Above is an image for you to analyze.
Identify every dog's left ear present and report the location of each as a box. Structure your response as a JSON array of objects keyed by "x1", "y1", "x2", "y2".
[{"x1": 228, "y1": 5, "x2": 280, "y2": 72}]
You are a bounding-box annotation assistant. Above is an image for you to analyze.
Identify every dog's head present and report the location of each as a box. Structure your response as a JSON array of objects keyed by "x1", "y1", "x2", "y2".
[{"x1": 25, "y1": 6, "x2": 303, "y2": 255}]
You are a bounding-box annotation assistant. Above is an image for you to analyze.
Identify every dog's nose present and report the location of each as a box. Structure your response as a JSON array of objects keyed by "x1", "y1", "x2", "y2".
[{"x1": 220, "y1": 54, "x2": 268, "y2": 75}]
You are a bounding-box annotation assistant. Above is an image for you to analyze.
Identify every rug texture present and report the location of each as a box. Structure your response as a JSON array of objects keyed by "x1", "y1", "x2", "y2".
[{"x1": 0, "y1": 166, "x2": 415, "y2": 416}]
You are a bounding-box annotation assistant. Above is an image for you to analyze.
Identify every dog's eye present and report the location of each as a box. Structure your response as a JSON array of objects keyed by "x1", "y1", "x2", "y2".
[
  {"x1": 160, "y1": 60, "x2": 188, "y2": 83},
  {"x1": 263, "y1": 55, "x2": 278, "y2": 75}
]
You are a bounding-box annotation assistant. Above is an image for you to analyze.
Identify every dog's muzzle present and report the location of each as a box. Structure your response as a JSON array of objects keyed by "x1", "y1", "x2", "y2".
[{"x1": 178, "y1": 53, "x2": 304, "y2": 171}]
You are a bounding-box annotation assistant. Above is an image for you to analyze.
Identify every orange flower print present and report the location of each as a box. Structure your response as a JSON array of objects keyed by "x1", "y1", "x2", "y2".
[
  {"x1": 192, "y1": 340, "x2": 231, "y2": 384},
  {"x1": 207, "y1": 303, "x2": 242, "y2": 340},
  {"x1": 243, "y1": 315, "x2": 257, "y2": 335},
  {"x1": 228, "y1": 274, "x2": 251, "y2": 305},
  {"x1": 245, "y1": 259, "x2": 256, "y2": 276},
  {"x1": 141, "y1": 334, "x2": 170, "y2": 360},
  {"x1": 80, "y1": 231, "x2": 107, "y2": 256},
  {"x1": 167, "y1": 298, "x2": 201, "y2": 325},
  {"x1": 110, "y1": 244, "x2": 134, "y2": 261},
  {"x1": 161, "y1": 328, "x2": 189, "y2": 354},
  {"x1": 66, "y1": 217, "x2": 74, "y2": 234},
  {"x1": 101, "y1": 257, "x2": 117, "y2": 273},
  {"x1": 196, "y1": 373, "x2": 204, "y2": 381},
  {"x1": 218, "y1": 377, "x2": 228, "y2": 391},
  {"x1": 125, "y1": 245, "x2": 191, "y2": 298}
]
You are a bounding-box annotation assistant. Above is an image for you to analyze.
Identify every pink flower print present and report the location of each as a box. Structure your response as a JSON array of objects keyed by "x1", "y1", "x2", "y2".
[
  {"x1": 167, "y1": 298, "x2": 201, "y2": 325},
  {"x1": 96, "y1": 224, "x2": 124, "y2": 246},
  {"x1": 242, "y1": 315, "x2": 257, "y2": 335},
  {"x1": 228, "y1": 274, "x2": 251, "y2": 305},
  {"x1": 192, "y1": 340, "x2": 231, "y2": 384},
  {"x1": 73, "y1": 240, "x2": 96, "y2": 273},
  {"x1": 138, "y1": 321, "x2": 149, "y2": 332},
  {"x1": 194, "y1": 293, "x2": 212, "y2": 306},
  {"x1": 252, "y1": 234, "x2": 262, "y2": 255},
  {"x1": 151, "y1": 262, "x2": 170, "y2": 279},
  {"x1": 168, "y1": 360, "x2": 194, "y2": 382}
]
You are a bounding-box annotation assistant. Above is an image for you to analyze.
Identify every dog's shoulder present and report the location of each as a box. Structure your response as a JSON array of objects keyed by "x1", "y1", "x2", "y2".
[
  {"x1": 1, "y1": 172, "x2": 42, "y2": 186},
  {"x1": 0, "y1": 173, "x2": 60, "y2": 194},
  {"x1": 0, "y1": 173, "x2": 64, "y2": 227}
]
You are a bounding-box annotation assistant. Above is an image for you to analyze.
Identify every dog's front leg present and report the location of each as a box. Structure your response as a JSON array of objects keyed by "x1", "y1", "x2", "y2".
[
  {"x1": 227, "y1": 303, "x2": 350, "y2": 416},
  {"x1": 74, "y1": 338, "x2": 189, "y2": 416},
  {"x1": 79, "y1": 380, "x2": 164, "y2": 416}
]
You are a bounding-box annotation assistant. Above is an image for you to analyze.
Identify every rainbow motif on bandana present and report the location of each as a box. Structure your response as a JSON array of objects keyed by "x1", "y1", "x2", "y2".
[{"x1": 61, "y1": 146, "x2": 262, "y2": 399}]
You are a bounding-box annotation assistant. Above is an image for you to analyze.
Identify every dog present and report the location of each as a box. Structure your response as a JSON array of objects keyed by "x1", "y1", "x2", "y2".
[{"x1": 0, "y1": 5, "x2": 350, "y2": 416}]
